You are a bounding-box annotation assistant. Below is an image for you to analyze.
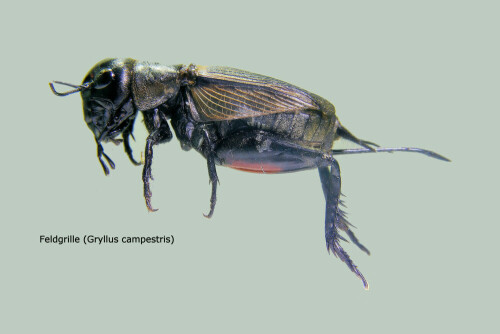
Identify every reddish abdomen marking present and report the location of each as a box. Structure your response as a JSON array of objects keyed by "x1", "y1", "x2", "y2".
[{"x1": 227, "y1": 161, "x2": 283, "y2": 174}]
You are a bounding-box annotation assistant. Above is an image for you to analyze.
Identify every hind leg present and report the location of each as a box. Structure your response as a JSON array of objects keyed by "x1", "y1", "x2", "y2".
[
  {"x1": 215, "y1": 130, "x2": 368, "y2": 288},
  {"x1": 318, "y1": 163, "x2": 369, "y2": 289},
  {"x1": 318, "y1": 168, "x2": 370, "y2": 256}
]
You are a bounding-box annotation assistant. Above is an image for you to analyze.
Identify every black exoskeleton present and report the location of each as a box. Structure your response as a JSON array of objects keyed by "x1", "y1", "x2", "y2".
[{"x1": 50, "y1": 58, "x2": 449, "y2": 289}]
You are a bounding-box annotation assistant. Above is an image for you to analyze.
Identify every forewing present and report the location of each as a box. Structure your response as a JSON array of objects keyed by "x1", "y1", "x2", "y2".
[{"x1": 188, "y1": 66, "x2": 320, "y2": 122}]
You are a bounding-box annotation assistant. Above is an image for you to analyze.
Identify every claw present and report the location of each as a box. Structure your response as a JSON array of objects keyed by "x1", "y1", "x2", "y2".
[
  {"x1": 203, "y1": 177, "x2": 218, "y2": 218},
  {"x1": 144, "y1": 182, "x2": 158, "y2": 212},
  {"x1": 145, "y1": 197, "x2": 158, "y2": 212}
]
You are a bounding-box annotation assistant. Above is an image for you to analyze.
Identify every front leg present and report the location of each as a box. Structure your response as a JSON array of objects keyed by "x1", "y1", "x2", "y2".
[{"x1": 142, "y1": 108, "x2": 172, "y2": 212}]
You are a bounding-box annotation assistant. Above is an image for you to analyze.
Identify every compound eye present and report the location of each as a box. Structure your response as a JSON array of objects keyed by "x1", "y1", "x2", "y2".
[{"x1": 94, "y1": 69, "x2": 115, "y2": 89}]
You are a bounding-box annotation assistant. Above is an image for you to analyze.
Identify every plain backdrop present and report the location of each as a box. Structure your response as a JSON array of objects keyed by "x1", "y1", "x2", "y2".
[{"x1": 1, "y1": 0, "x2": 498, "y2": 333}]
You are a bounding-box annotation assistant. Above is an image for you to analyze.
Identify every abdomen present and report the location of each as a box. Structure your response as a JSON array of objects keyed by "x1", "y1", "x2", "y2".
[
  {"x1": 245, "y1": 110, "x2": 338, "y2": 151},
  {"x1": 212, "y1": 110, "x2": 339, "y2": 174}
]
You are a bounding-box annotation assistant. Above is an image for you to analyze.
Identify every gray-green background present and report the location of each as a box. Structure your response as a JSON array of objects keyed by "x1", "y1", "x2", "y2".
[{"x1": 2, "y1": 0, "x2": 498, "y2": 333}]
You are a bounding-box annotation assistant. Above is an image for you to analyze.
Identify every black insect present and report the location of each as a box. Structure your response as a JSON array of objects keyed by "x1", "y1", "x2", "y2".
[{"x1": 50, "y1": 58, "x2": 449, "y2": 289}]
